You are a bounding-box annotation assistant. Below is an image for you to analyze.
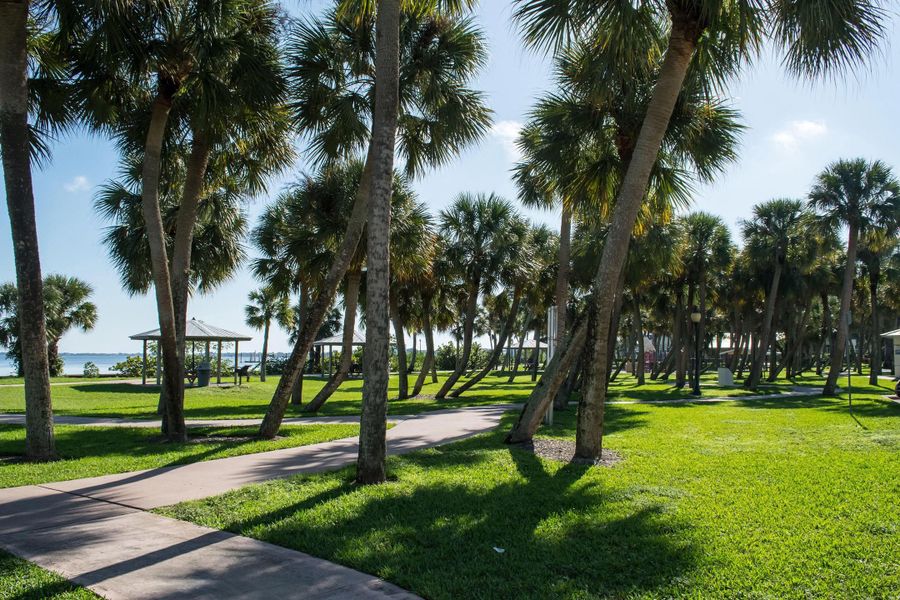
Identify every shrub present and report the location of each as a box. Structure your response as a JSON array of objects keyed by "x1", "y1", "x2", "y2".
[
  {"x1": 83, "y1": 361, "x2": 100, "y2": 378},
  {"x1": 112, "y1": 355, "x2": 149, "y2": 378},
  {"x1": 435, "y1": 342, "x2": 459, "y2": 371}
]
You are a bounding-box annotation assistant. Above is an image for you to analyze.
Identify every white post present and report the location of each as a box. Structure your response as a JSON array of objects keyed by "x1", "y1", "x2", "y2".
[{"x1": 234, "y1": 340, "x2": 239, "y2": 385}]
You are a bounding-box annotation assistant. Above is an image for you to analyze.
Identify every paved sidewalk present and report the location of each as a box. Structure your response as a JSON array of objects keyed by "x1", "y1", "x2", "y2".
[{"x1": 0, "y1": 405, "x2": 513, "y2": 599}]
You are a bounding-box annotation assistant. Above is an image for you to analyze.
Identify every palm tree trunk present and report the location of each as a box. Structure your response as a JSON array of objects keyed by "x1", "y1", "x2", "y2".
[
  {"x1": 258, "y1": 151, "x2": 373, "y2": 437},
  {"x1": 0, "y1": 0, "x2": 55, "y2": 460},
  {"x1": 506, "y1": 316, "x2": 588, "y2": 444},
  {"x1": 141, "y1": 95, "x2": 186, "y2": 442},
  {"x1": 674, "y1": 287, "x2": 687, "y2": 387},
  {"x1": 817, "y1": 293, "x2": 831, "y2": 375},
  {"x1": 824, "y1": 225, "x2": 859, "y2": 395},
  {"x1": 555, "y1": 205, "x2": 572, "y2": 345},
  {"x1": 411, "y1": 294, "x2": 435, "y2": 397},
  {"x1": 390, "y1": 289, "x2": 409, "y2": 400},
  {"x1": 868, "y1": 267, "x2": 881, "y2": 385},
  {"x1": 171, "y1": 131, "x2": 211, "y2": 386},
  {"x1": 410, "y1": 331, "x2": 417, "y2": 372},
  {"x1": 260, "y1": 321, "x2": 270, "y2": 382},
  {"x1": 531, "y1": 325, "x2": 541, "y2": 382},
  {"x1": 745, "y1": 262, "x2": 782, "y2": 390},
  {"x1": 357, "y1": 0, "x2": 401, "y2": 485},
  {"x1": 576, "y1": 16, "x2": 702, "y2": 460},
  {"x1": 435, "y1": 277, "x2": 480, "y2": 398},
  {"x1": 305, "y1": 268, "x2": 361, "y2": 412},
  {"x1": 507, "y1": 314, "x2": 530, "y2": 383},
  {"x1": 450, "y1": 290, "x2": 521, "y2": 397},
  {"x1": 633, "y1": 299, "x2": 645, "y2": 385}
]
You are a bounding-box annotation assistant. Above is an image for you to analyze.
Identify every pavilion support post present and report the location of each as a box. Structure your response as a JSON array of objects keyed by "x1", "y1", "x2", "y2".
[
  {"x1": 235, "y1": 341, "x2": 239, "y2": 386},
  {"x1": 142, "y1": 339, "x2": 148, "y2": 385},
  {"x1": 155, "y1": 347, "x2": 161, "y2": 385},
  {"x1": 216, "y1": 341, "x2": 222, "y2": 384},
  {"x1": 205, "y1": 342, "x2": 210, "y2": 363}
]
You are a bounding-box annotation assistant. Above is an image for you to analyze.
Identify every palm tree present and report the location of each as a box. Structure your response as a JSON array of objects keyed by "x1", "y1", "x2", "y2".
[
  {"x1": 858, "y1": 231, "x2": 897, "y2": 384},
  {"x1": 70, "y1": 0, "x2": 289, "y2": 441},
  {"x1": 0, "y1": 274, "x2": 97, "y2": 378},
  {"x1": 514, "y1": 0, "x2": 889, "y2": 460},
  {"x1": 809, "y1": 159, "x2": 900, "y2": 395},
  {"x1": 0, "y1": 0, "x2": 74, "y2": 460},
  {"x1": 260, "y1": 3, "x2": 490, "y2": 443},
  {"x1": 740, "y1": 199, "x2": 805, "y2": 390},
  {"x1": 450, "y1": 222, "x2": 552, "y2": 397},
  {"x1": 434, "y1": 193, "x2": 522, "y2": 399},
  {"x1": 245, "y1": 288, "x2": 292, "y2": 382}
]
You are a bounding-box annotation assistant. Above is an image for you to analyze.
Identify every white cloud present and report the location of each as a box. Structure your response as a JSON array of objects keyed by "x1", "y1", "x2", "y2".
[
  {"x1": 769, "y1": 120, "x2": 828, "y2": 151},
  {"x1": 63, "y1": 175, "x2": 91, "y2": 193},
  {"x1": 491, "y1": 120, "x2": 523, "y2": 161}
]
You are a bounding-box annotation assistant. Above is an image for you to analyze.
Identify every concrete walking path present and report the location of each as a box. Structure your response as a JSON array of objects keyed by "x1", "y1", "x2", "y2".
[
  {"x1": 605, "y1": 386, "x2": 822, "y2": 405},
  {"x1": 0, "y1": 405, "x2": 513, "y2": 599}
]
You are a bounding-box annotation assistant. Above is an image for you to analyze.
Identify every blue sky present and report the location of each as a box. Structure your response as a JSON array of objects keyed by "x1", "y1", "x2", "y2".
[{"x1": 2, "y1": 3, "x2": 899, "y2": 355}]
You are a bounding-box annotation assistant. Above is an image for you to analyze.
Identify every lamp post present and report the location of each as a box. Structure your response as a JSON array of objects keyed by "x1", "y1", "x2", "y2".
[{"x1": 690, "y1": 306, "x2": 702, "y2": 396}]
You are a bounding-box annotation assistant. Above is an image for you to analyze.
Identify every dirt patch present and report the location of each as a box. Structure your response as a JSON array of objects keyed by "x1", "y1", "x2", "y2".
[{"x1": 512, "y1": 438, "x2": 622, "y2": 467}]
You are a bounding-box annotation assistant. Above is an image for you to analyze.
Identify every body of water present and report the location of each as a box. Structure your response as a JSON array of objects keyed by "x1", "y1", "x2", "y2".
[{"x1": 0, "y1": 352, "x2": 274, "y2": 377}]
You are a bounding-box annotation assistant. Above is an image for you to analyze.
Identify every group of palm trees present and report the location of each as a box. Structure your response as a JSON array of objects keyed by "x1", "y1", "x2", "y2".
[{"x1": 0, "y1": 0, "x2": 896, "y2": 480}]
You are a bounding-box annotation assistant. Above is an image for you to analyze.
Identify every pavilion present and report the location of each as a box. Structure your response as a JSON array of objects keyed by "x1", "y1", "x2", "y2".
[
  {"x1": 880, "y1": 328, "x2": 900, "y2": 377},
  {"x1": 130, "y1": 318, "x2": 253, "y2": 385},
  {"x1": 312, "y1": 330, "x2": 366, "y2": 376}
]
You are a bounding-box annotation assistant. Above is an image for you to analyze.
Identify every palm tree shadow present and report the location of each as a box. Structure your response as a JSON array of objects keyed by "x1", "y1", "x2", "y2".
[{"x1": 206, "y1": 437, "x2": 696, "y2": 599}]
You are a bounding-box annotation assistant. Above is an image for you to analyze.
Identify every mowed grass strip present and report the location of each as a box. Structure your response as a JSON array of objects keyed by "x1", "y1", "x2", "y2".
[
  {"x1": 160, "y1": 379, "x2": 900, "y2": 599},
  {"x1": 0, "y1": 423, "x2": 362, "y2": 488},
  {"x1": 0, "y1": 550, "x2": 99, "y2": 599},
  {"x1": 0, "y1": 371, "x2": 792, "y2": 421}
]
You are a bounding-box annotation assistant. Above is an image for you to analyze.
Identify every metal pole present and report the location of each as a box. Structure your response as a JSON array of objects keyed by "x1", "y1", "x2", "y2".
[
  {"x1": 235, "y1": 340, "x2": 239, "y2": 386},
  {"x1": 142, "y1": 339, "x2": 147, "y2": 385},
  {"x1": 216, "y1": 341, "x2": 222, "y2": 385}
]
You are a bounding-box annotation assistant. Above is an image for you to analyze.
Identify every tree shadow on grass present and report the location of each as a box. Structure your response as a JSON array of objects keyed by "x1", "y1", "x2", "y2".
[
  {"x1": 209, "y1": 438, "x2": 696, "y2": 600},
  {"x1": 68, "y1": 383, "x2": 157, "y2": 395}
]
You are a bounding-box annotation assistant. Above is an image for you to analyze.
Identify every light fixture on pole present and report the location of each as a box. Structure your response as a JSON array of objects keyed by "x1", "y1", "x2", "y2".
[{"x1": 690, "y1": 306, "x2": 702, "y2": 396}]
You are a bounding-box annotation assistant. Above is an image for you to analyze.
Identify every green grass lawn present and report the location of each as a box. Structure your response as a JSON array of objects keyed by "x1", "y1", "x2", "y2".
[
  {"x1": 0, "y1": 370, "x2": 805, "y2": 421},
  {"x1": 0, "y1": 422, "x2": 362, "y2": 488},
  {"x1": 0, "y1": 550, "x2": 98, "y2": 599},
  {"x1": 160, "y1": 376, "x2": 900, "y2": 599}
]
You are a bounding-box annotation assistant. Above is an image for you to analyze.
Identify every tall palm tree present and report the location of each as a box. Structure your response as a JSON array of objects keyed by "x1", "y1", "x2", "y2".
[
  {"x1": 809, "y1": 158, "x2": 900, "y2": 395},
  {"x1": 70, "y1": 0, "x2": 289, "y2": 441},
  {"x1": 245, "y1": 287, "x2": 292, "y2": 382},
  {"x1": 513, "y1": 0, "x2": 889, "y2": 460},
  {"x1": 449, "y1": 222, "x2": 551, "y2": 397},
  {"x1": 0, "y1": 0, "x2": 73, "y2": 460},
  {"x1": 740, "y1": 199, "x2": 805, "y2": 390},
  {"x1": 260, "y1": 3, "x2": 490, "y2": 443},
  {"x1": 434, "y1": 193, "x2": 522, "y2": 399},
  {"x1": 858, "y1": 230, "x2": 897, "y2": 384}
]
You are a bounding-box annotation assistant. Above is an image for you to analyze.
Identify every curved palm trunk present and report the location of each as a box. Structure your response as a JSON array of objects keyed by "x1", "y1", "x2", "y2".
[
  {"x1": 170, "y1": 132, "x2": 211, "y2": 391},
  {"x1": 506, "y1": 317, "x2": 588, "y2": 444},
  {"x1": 0, "y1": 0, "x2": 54, "y2": 460},
  {"x1": 555, "y1": 205, "x2": 572, "y2": 346},
  {"x1": 531, "y1": 325, "x2": 541, "y2": 382},
  {"x1": 258, "y1": 153, "x2": 372, "y2": 437},
  {"x1": 824, "y1": 225, "x2": 859, "y2": 395},
  {"x1": 357, "y1": 0, "x2": 401, "y2": 485},
  {"x1": 435, "y1": 277, "x2": 480, "y2": 398},
  {"x1": 868, "y1": 266, "x2": 881, "y2": 385},
  {"x1": 304, "y1": 268, "x2": 361, "y2": 412},
  {"x1": 389, "y1": 290, "x2": 409, "y2": 400},
  {"x1": 411, "y1": 293, "x2": 434, "y2": 397},
  {"x1": 141, "y1": 96, "x2": 186, "y2": 442},
  {"x1": 745, "y1": 262, "x2": 782, "y2": 390},
  {"x1": 576, "y1": 17, "x2": 701, "y2": 461},
  {"x1": 450, "y1": 290, "x2": 521, "y2": 397}
]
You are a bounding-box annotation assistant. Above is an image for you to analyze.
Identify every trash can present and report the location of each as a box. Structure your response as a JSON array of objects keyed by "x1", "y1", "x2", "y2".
[{"x1": 196, "y1": 361, "x2": 211, "y2": 387}]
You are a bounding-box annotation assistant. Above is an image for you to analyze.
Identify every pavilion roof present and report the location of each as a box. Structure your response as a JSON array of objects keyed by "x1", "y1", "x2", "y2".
[
  {"x1": 130, "y1": 318, "x2": 252, "y2": 342},
  {"x1": 312, "y1": 330, "x2": 366, "y2": 347}
]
